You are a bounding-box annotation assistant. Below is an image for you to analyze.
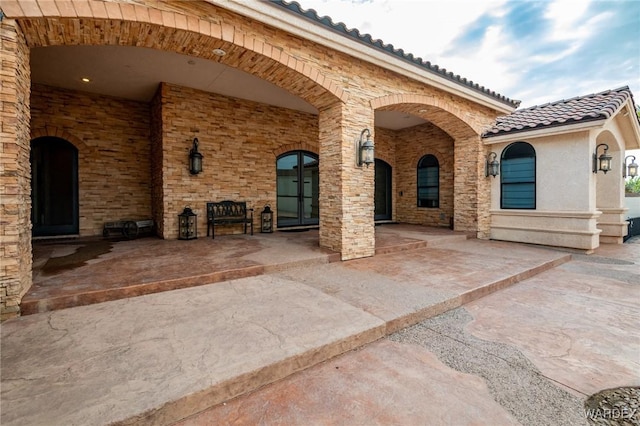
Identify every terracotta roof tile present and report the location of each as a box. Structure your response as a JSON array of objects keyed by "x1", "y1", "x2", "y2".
[
  {"x1": 483, "y1": 86, "x2": 634, "y2": 138},
  {"x1": 271, "y1": 0, "x2": 520, "y2": 108}
]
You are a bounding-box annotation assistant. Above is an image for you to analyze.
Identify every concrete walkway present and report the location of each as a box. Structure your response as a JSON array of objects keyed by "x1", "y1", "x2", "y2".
[
  {"x1": 177, "y1": 240, "x2": 640, "y2": 426},
  {"x1": 3, "y1": 238, "x2": 636, "y2": 425}
]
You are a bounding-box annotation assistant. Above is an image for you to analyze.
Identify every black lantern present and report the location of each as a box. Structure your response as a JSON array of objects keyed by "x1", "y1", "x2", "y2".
[
  {"x1": 624, "y1": 155, "x2": 638, "y2": 178},
  {"x1": 261, "y1": 205, "x2": 273, "y2": 233},
  {"x1": 485, "y1": 152, "x2": 499, "y2": 177},
  {"x1": 357, "y1": 128, "x2": 374, "y2": 167},
  {"x1": 178, "y1": 206, "x2": 197, "y2": 240},
  {"x1": 593, "y1": 143, "x2": 612, "y2": 174},
  {"x1": 189, "y1": 138, "x2": 203, "y2": 175}
]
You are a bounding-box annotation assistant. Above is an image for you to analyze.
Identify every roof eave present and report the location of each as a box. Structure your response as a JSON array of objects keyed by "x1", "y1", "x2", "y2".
[
  {"x1": 617, "y1": 97, "x2": 640, "y2": 150},
  {"x1": 482, "y1": 119, "x2": 606, "y2": 144},
  {"x1": 211, "y1": 0, "x2": 517, "y2": 114}
]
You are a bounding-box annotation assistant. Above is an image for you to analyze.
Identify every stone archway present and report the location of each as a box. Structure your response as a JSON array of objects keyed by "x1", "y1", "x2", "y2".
[
  {"x1": 1, "y1": 1, "x2": 354, "y2": 318},
  {"x1": 11, "y1": 4, "x2": 346, "y2": 110},
  {"x1": 371, "y1": 94, "x2": 492, "y2": 236}
]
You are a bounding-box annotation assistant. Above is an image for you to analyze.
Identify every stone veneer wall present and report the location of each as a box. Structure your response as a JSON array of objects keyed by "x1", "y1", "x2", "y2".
[
  {"x1": 0, "y1": 19, "x2": 31, "y2": 320},
  {"x1": 150, "y1": 87, "x2": 164, "y2": 237},
  {"x1": 7, "y1": 1, "x2": 506, "y2": 244},
  {"x1": 0, "y1": 0, "x2": 510, "y2": 316},
  {"x1": 395, "y1": 123, "x2": 455, "y2": 227},
  {"x1": 318, "y1": 101, "x2": 376, "y2": 259},
  {"x1": 30, "y1": 84, "x2": 152, "y2": 236},
  {"x1": 158, "y1": 83, "x2": 318, "y2": 238}
]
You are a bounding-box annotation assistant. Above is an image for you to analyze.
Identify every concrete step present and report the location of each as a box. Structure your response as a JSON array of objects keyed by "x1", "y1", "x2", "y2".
[{"x1": 2, "y1": 240, "x2": 570, "y2": 426}]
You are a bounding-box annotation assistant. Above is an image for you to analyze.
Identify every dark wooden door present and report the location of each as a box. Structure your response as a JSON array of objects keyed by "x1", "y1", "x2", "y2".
[
  {"x1": 31, "y1": 137, "x2": 79, "y2": 236},
  {"x1": 374, "y1": 159, "x2": 392, "y2": 221}
]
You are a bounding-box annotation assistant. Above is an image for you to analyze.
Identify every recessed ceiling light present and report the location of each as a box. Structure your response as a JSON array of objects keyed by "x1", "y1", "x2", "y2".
[
  {"x1": 212, "y1": 48, "x2": 226, "y2": 57},
  {"x1": 81, "y1": 77, "x2": 90, "y2": 83}
]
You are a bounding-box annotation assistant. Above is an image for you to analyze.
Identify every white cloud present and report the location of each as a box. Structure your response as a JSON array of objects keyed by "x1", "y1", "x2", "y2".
[
  {"x1": 298, "y1": 0, "x2": 507, "y2": 59},
  {"x1": 296, "y1": 0, "x2": 640, "y2": 108},
  {"x1": 543, "y1": 0, "x2": 592, "y2": 41}
]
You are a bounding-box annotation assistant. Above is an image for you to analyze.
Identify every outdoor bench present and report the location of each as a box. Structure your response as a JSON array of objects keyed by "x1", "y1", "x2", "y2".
[{"x1": 206, "y1": 201, "x2": 253, "y2": 239}]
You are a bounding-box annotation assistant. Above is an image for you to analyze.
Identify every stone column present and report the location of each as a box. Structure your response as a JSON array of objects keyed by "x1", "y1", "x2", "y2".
[
  {"x1": 477, "y1": 145, "x2": 493, "y2": 239},
  {"x1": 0, "y1": 19, "x2": 32, "y2": 320},
  {"x1": 453, "y1": 135, "x2": 486, "y2": 237},
  {"x1": 318, "y1": 101, "x2": 375, "y2": 260}
]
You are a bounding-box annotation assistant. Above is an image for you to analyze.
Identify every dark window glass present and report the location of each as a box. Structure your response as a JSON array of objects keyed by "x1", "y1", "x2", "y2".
[
  {"x1": 417, "y1": 154, "x2": 439, "y2": 208},
  {"x1": 501, "y1": 142, "x2": 536, "y2": 209}
]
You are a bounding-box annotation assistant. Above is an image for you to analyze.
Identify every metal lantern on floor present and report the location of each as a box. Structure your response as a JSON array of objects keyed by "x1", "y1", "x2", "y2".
[
  {"x1": 178, "y1": 206, "x2": 198, "y2": 240},
  {"x1": 261, "y1": 205, "x2": 273, "y2": 233}
]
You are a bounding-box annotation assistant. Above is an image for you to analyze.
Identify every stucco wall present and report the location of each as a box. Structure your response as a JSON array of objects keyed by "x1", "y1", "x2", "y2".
[
  {"x1": 488, "y1": 132, "x2": 592, "y2": 212},
  {"x1": 487, "y1": 132, "x2": 601, "y2": 250},
  {"x1": 486, "y1": 123, "x2": 634, "y2": 249}
]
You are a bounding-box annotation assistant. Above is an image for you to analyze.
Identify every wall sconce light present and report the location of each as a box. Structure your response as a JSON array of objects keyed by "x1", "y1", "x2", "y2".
[
  {"x1": 593, "y1": 143, "x2": 612, "y2": 174},
  {"x1": 624, "y1": 155, "x2": 639, "y2": 178},
  {"x1": 485, "y1": 152, "x2": 499, "y2": 177},
  {"x1": 189, "y1": 138, "x2": 203, "y2": 175},
  {"x1": 357, "y1": 128, "x2": 375, "y2": 167}
]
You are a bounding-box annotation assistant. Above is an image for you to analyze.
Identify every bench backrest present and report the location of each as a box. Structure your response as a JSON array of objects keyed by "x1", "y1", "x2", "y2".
[{"x1": 207, "y1": 201, "x2": 248, "y2": 219}]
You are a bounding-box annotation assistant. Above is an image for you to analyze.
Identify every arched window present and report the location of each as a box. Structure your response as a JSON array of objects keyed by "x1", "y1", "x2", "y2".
[
  {"x1": 501, "y1": 142, "x2": 536, "y2": 209},
  {"x1": 417, "y1": 154, "x2": 439, "y2": 208}
]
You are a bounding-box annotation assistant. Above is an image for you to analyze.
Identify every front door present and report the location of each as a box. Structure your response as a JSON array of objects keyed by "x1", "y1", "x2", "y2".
[
  {"x1": 277, "y1": 151, "x2": 319, "y2": 227},
  {"x1": 374, "y1": 158, "x2": 392, "y2": 221},
  {"x1": 31, "y1": 137, "x2": 79, "y2": 236}
]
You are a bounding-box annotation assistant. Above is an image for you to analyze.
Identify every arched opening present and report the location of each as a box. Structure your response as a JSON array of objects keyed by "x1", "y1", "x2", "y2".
[
  {"x1": 276, "y1": 151, "x2": 319, "y2": 228},
  {"x1": 30, "y1": 137, "x2": 79, "y2": 236},
  {"x1": 371, "y1": 95, "x2": 489, "y2": 233},
  {"x1": 374, "y1": 158, "x2": 392, "y2": 221},
  {"x1": 417, "y1": 154, "x2": 440, "y2": 208},
  {"x1": 500, "y1": 142, "x2": 536, "y2": 209}
]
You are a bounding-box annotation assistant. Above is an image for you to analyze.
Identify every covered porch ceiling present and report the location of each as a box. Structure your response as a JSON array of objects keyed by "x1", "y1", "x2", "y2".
[{"x1": 31, "y1": 45, "x2": 427, "y2": 131}]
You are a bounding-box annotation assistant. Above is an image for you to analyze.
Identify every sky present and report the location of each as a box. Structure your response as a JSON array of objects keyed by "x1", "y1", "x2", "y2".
[{"x1": 294, "y1": 0, "x2": 640, "y2": 110}]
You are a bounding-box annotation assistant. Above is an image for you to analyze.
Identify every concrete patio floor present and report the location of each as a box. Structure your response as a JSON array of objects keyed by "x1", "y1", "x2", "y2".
[
  {"x1": 25, "y1": 224, "x2": 467, "y2": 314},
  {"x1": 2, "y1": 229, "x2": 637, "y2": 425},
  {"x1": 176, "y1": 239, "x2": 640, "y2": 426}
]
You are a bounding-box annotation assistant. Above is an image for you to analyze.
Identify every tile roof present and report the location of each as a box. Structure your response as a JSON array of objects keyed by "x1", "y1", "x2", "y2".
[
  {"x1": 271, "y1": 0, "x2": 520, "y2": 109},
  {"x1": 483, "y1": 86, "x2": 635, "y2": 138}
]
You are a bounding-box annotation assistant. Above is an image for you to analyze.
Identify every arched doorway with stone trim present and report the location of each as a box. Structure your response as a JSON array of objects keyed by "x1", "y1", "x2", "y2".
[{"x1": 371, "y1": 95, "x2": 491, "y2": 235}]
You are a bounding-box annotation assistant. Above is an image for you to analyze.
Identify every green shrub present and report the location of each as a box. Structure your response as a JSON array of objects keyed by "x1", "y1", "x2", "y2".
[{"x1": 626, "y1": 176, "x2": 640, "y2": 194}]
